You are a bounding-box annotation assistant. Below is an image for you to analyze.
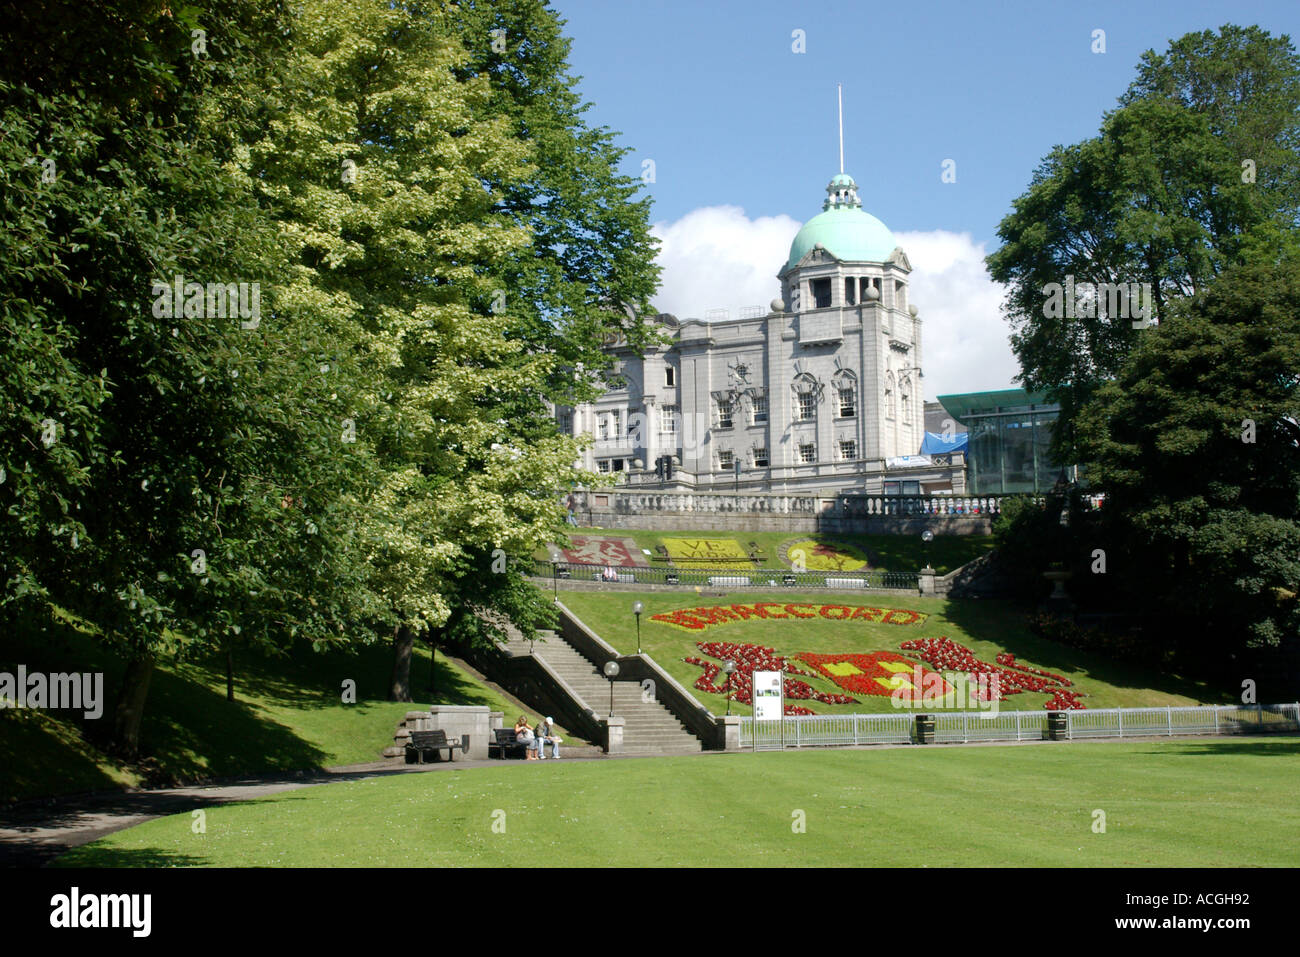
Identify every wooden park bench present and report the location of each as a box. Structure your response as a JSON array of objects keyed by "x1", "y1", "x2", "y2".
[
  {"x1": 405, "y1": 729, "x2": 463, "y2": 764},
  {"x1": 490, "y1": 728, "x2": 530, "y2": 760}
]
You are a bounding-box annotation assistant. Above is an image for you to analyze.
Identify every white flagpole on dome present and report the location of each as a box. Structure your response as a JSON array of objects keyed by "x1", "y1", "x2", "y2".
[{"x1": 838, "y1": 83, "x2": 844, "y2": 174}]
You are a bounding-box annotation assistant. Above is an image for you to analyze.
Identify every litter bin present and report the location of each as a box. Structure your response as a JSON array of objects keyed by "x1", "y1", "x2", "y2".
[
  {"x1": 915, "y1": 713, "x2": 935, "y2": 744},
  {"x1": 1046, "y1": 711, "x2": 1068, "y2": 741}
]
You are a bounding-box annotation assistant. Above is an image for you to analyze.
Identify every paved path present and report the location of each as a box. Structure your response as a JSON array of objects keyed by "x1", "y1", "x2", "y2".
[{"x1": 0, "y1": 753, "x2": 610, "y2": 868}]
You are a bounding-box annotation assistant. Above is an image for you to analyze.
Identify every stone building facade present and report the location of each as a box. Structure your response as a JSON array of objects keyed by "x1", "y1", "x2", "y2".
[{"x1": 555, "y1": 173, "x2": 964, "y2": 496}]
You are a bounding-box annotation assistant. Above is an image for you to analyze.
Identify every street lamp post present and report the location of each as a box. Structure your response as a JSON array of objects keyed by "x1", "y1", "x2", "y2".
[
  {"x1": 632, "y1": 601, "x2": 643, "y2": 654},
  {"x1": 921, "y1": 528, "x2": 934, "y2": 573},
  {"x1": 724, "y1": 660, "x2": 737, "y2": 716},
  {"x1": 603, "y1": 660, "x2": 620, "y2": 717}
]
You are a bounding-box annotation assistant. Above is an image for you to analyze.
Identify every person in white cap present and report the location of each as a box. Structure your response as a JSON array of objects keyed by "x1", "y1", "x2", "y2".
[{"x1": 537, "y1": 716, "x2": 562, "y2": 759}]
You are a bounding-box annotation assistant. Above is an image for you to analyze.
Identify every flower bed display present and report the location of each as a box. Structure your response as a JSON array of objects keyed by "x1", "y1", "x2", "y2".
[
  {"x1": 783, "y1": 539, "x2": 871, "y2": 571},
  {"x1": 898, "y1": 637, "x2": 1087, "y2": 710},
  {"x1": 797, "y1": 651, "x2": 954, "y2": 699},
  {"x1": 652, "y1": 603, "x2": 928, "y2": 633},
  {"x1": 662, "y1": 537, "x2": 750, "y2": 562},
  {"x1": 684, "y1": 640, "x2": 858, "y2": 715}
]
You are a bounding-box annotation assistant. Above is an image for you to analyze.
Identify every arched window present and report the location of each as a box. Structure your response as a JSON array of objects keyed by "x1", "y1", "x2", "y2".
[
  {"x1": 792, "y1": 373, "x2": 819, "y2": 421},
  {"x1": 831, "y1": 370, "x2": 856, "y2": 418},
  {"x1": 899, "y1": 376, "x2": 911, "y2": 425},
  {"x1": 884, "y1": 372, "x2": 896, "y2": 420}
]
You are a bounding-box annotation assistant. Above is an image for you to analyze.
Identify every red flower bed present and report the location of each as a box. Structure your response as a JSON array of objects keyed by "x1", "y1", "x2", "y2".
[
  {"x1": 899, "y1": 637, "x2": 1086, "y2": 710},
  {"x1": 797, "y1": 651, "x2": 953, "y2": 700},
  {"x1": 685, "y1": 641, "x2": 858, "y2": 714},
  {"x1": 651, "y1": 603, "x2": 928, "y2": 633}
]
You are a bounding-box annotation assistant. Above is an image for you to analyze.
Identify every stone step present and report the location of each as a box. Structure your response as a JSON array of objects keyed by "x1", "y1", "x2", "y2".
[{"x1": 501, "y1": 632, "x2": 706, "y2": 754}]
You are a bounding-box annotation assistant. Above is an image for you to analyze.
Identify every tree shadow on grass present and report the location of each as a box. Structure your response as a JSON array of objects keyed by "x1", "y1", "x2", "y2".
[
  {"x1": 186, "y1": 640, "x2": 398, "y2": 710},
  {"x1": 938, "y1": 599, "x2": 1223, "y2": 704},
  {"x1": 51, "y1": 844, "x2": 211, "y2": 868},
  {"x1": 134, "y1": 667, "x2": 328, "y2": 783},
  {"x1": 1127, "y1": 736, "x2": 1300, "y2": 758}
]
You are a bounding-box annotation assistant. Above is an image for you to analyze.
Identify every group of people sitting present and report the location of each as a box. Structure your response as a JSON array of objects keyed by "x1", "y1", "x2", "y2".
[{"x1": 512, "y1": 715, "x2": 562, "y2": 760}]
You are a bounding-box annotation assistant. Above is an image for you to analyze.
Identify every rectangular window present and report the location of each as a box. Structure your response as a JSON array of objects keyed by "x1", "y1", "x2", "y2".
[
  {"x1": 718, "y1": 450, "x2": 734, "y2": 471},
  {"x1": 660, "y1": 405, "x2": 678, "y2": 433},
  {"x1": 611, "y1": 459, "x2": 625, "y2": 472},
  {"x1": 717, "y1": 398, "x2": 733, "y2": 429},
  {"x1": 598, "y1": 416, "x2": 609, "y2": 440},
  {"x1": 839, "y1": 440, "x2": 857, "y2": 460},
  {"x1": 844, "y1": 277, "x2": 856, "y2": 305},
  {"x1": 753, "y1": 448, "x2": 769, "y2": 468},
  {"x1": 665, "y1": 366, "x2": 675, "y2": 387},
  {"x1": 798, "y1": 392, "x2": 816, "y2": 421},
  {"x1": 811, "y1": 278, "x2": 832, "y2": 309},
  {"x1": 839, "y1": 388, "x2": 855, "y2": 418},
  {"x1": 799, "y1": 444, "x2": 816, "y2": 464},
  {"x1": 598, "y1": 460, "x2": 611, "y2": 474},
  {"x1": 752, "y1": 394, "x2": 768, "y2": 423},
  {"x1": 611, "y1": 409, "x2": 622, "y2": 435}
]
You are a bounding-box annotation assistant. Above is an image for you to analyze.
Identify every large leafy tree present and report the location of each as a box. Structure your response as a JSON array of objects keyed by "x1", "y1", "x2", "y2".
[
  {"x1": 0, "y1": 0, "x2": 380, "y2": 752},
  {"x1": 447, "y1": 0, "x2": 663, "y2": 407},
  {"x1": 246, "y1": 0, "x2": 586, "y2": 701},
  {"x1": 1074, "y1": 253, "x2": 1300, "y2": 687},
  {"x1": 988, "y1": 25, "x2": 1300, "y2": 458}
]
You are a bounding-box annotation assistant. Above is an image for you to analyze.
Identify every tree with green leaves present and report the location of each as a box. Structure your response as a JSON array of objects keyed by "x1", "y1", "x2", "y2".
[
  {"x1": 1074, "y1": 252, "x2": 1300, "y2": 686},
  {"x1": 0, "y1": 0, "x2": 382, "y2": 752},
  {"x1": 447, "y1": 0, "x2": 663, "y2": 406},
  {"x1": 987, "y1": 24, "x2": 1300, "y2": 460},
  {"x1": 245, "y1": 0, "x2": 594, "y2": 702}
]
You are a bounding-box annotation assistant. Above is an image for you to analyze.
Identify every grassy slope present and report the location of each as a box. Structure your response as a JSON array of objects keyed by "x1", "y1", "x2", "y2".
[
  {"x1": 558, "y1": 591, "x2": 1227, "y2": 714},
  {"x1": 55, "y1": 737, "x2": 1300, "y2": 867},
  {"x1": 0, "y1": 611, "x2": 579, "y2": 804},
  {"x1": 543, "y1": 527, "x2": 994, "y2": 575}
]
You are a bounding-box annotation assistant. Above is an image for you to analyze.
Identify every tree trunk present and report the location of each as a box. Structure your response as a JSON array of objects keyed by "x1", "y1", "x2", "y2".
[
  {"x1": 389, "y1": 623, "x2": 414, "y2": 702},
  {"x1": 225, "y1": 646, "x2": 234, "y2": 702},
  {"x1": 111, "y1": 654, "x2": 155, "y2": 757},
  {"x1": 427, "y1": 643, "x2": 437, "y2": 695}
]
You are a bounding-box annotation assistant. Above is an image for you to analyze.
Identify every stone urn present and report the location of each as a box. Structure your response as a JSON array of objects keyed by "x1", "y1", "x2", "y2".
[
  {"x1": 1043, "y1": 567, "x2": 1072, "y2": 600},
  {"x1": 1042, "y1": 566, "x2": 1075, "y2": 617}
]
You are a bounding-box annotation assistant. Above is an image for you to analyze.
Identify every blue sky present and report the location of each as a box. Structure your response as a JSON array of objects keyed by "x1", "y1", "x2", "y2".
[{"x1": 550, "y1": 0, "x2": 1300, "y2": 398}]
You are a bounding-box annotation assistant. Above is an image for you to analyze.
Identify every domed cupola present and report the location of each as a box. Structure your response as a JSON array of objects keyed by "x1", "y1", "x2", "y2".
[{"x1": 784, "y1": 172, "x2": 898, "y2": 273}]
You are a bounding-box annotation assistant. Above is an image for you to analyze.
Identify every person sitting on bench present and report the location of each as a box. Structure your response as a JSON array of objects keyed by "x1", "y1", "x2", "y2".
[
  {"x1": 514, "y1": 715, "x2": 538, "y2": 761},
  {"x1": 536, "y1": 716, "x2": 562, "y2": 760}
]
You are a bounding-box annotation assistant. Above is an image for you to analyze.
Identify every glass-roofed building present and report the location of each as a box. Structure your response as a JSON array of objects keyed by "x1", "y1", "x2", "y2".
[{"x1": 936, "y1": 389, "x2": 1062, "y2": 494}]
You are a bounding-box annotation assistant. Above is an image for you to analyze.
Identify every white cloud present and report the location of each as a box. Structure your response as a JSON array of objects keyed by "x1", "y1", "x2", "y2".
[
  {"x1": 650, "y1": 205, "x2": 799, "y2": 318},
  {"x1": 896, "y1": 230, "x2": 1021, "y2": 400},
  {"x1": 650, "y1": 207, "x2": 1021, "y2": 400}
]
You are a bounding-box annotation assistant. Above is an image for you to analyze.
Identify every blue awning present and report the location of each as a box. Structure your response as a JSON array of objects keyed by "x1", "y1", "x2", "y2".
[{"x1": 919, "y1": 430, "x2": 968, "y2": 455}]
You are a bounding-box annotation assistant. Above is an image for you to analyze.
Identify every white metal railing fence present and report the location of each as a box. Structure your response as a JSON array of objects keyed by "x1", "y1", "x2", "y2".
[
  {"x1": 932, "y1": 709, "x2": 1049, "y2": 743},
  {"x1": 737, "y1": 703, "x2": 1300, "y2": 749},
  {"x1": 744, "y1": 713, "x2": 914, "y2": 750},
  {"x1": 1065, "y1": 703, "x2": 1300, "y2": 739}
]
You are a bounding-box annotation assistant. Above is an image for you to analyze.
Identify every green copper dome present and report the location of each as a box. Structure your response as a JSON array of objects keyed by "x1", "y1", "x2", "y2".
[{"x1": 785, "y1": 173, "x2": 897, "y2": 272}]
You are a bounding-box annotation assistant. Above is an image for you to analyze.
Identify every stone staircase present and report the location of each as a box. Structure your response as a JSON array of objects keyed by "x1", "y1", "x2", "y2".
[{"x1": 505, "y1": 630, "x2": 704, "y2": 755}]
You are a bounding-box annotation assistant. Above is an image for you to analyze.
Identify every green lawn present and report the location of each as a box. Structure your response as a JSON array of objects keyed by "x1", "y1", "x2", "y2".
[
  {"x1": 0, "y1": 609, "x2": 582, "y2": 804},
  {"x1": 545, "y1": 527, "x2": 994, "y2": 575},
  {"x1": 54, "y1": 737, "x2": 1300, "y2": 867},
  {"x1": 557, "y1": 591, "x2": 1226, "y2": 714}
]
